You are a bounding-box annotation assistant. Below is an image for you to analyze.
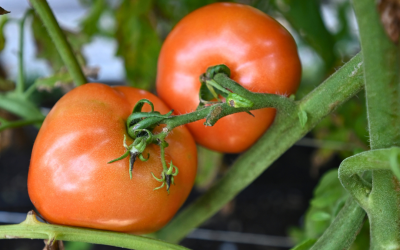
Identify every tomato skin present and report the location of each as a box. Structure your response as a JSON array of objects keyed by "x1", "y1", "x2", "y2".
[
  {"x1": 156, "y1": 3, "x2": 301, "y2": 153},
  {"x1": 28, "y1": 83, "x2": 197, "y2": 234}
]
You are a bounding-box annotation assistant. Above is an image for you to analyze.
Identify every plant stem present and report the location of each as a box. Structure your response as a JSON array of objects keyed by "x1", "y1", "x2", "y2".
[
  {"x1": 155, "y1": 53, "x2": 365, "y2": 243},
  {"x1": 352, "y1": 0, "x2": 400, "y2": 248},
  {"x1": 0, "y1": 211, "x2": 188, "y2": 250},
  {"x1": 29, "y1": 0, "x2": 86, "y2": 86},
  {"x1": 16, "y1": 9, "x2": 32, "y2": 93},
  {"x1": 0, "y1": 117, "x2": 44, "y2": 132},
  {"x1": 159, "y1": 82, "x2": 295, "y2": 131}
]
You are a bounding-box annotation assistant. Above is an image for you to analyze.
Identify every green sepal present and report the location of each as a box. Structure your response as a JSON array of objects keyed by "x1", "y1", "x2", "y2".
[
  {"x1": 127, "y1": 110, "x2": 173, "y2": 139},
  {"x1": 198, "y1": 79, "x2": 228, "y2": 105},
  {"x1": 152, "y1": 161, "x2": 179, "y2": 193},
  {"x1": 226, "y1": 93, "x2": 254, "y2": 108},
  {"x1": 127, "y1": 99, "x2": 155, "y2": 128},
  {"x1": 107, "y1": 151, "x2": 130, "y2": 164},
  {"x1": 129, "y1": 151, "x2": 138, "y2": 180},
  {"x1": 139, "y1": 153, "x2": 150, "y2": 162},
  {"x1": 205, "y1": 64, "x2": 231, "y2": 79},
  {"x1": 132, "y1": 129, "x2": 153, "y2": 143},
  {"x1": 132, "y1": 99, "x2": 154, "y2": 113}
]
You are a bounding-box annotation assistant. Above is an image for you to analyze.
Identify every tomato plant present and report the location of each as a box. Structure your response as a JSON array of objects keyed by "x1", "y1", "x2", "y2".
[
  {"x1": 27, "y1": 83, "x2": 197, "y2": 234},
  {"x1": 156, "y1": 2, "x2": 301, "y2": 153}
]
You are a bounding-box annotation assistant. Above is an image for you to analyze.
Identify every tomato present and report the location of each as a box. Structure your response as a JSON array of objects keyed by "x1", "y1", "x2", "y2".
[
  {"x1": 156, "y1": 3, "x2": 301, "y2": 153},
  {"x1": 27, "y1": 83, "x2": 197, "y2": 234}
]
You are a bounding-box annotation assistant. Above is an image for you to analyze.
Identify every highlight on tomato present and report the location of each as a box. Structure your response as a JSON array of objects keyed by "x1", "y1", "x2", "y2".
[
  {"x1": 156, "y1": 2, "x2": 302, "y2": 153},
  {"x1": 27, "y1": 83, "x2": 197, "y2": 234}
]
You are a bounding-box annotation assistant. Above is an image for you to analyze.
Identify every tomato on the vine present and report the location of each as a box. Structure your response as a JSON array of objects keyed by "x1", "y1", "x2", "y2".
[
  {"x1": 28, "y1": 83, "x2": 197, "y2": 234},
  {"x1": 156, "y1": 3, "x2": 301, "y2": 153}
]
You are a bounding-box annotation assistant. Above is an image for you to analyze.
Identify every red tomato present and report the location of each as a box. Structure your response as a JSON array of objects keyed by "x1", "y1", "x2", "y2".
[
  {"x1": 156, "y1": 3, "x2": 301, "y2": 153},
  {"x1": 28, "y1": 83, "x2": 197, "y2": 234}
]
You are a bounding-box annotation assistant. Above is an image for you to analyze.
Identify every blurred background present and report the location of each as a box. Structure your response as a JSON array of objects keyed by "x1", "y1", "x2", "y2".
[{"x1": 0, "y1": 0, "x2": 369, "y2": 249}]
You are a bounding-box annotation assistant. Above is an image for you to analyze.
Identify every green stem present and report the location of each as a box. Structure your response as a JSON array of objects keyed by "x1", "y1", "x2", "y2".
[
  {"x1": 29, "y1": 0, "x2": 86, "y2": 86},
  {"x1": 16, "y1": 9, "x2": 33, "y2": 93},
  {"x1": 351, "y1": 0, "x2": 400, "y2": 248},
  {"x1": 0, "y1": 117, "x2": 44, "y2": 132},
  {"x1": 155, "y1": 53, "x2": 364, "y2": 243},
  {"x1": 0, "y1": 212, "x2": 188, "y2": 250},
  {"x1": 161, "y1": 83, "x2": 295, "y2": 131},
  {"x1": 160, "y1": 142, "x2": 168, "y2": 171}
]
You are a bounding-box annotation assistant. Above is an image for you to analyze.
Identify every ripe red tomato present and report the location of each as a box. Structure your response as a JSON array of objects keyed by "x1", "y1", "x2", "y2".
[
  {"x1": 156, "y1": 3, "x2": 301, "y2": 153},
  {"x1": 28, "y1": 83, "x2": 197, "y2": 234}
]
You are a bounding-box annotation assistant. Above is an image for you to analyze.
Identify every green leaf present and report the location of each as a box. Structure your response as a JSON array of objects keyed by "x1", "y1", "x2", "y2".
[
  {"x1": 271, "y1": 0, "x2": 336, "y2": 70},
  {"x1": 115, "y1": 0, "x2": 161, "y2": 90},
  {"x1": 310, "y1": 212, "x2": 331, "y2": 222},
  {"x1": 290, "y1": 239, "x2": 317, "y2": 250},
  {"x1": 64, "y1": 241, "x2": 93, "y2": 250},
  {"x1": 34, "y1": 71, "x2": 73, "y2": 92},
  {"x1": 289, "y1": 169, "x2": 349, "y2": 242},
  {"x1": 32, "y1": 13, "x2": 89, "y2": 72},
  {"x1": 0, "y1": 15, "x2": 8, "y2": 52},
  {"x1": 155, "y1": 0, "x2": 221, "y2": 28},
  {"x1": 80, "y1": 0, "x2": 107, "y2": 38},
  {"x1": 0, "y1": 92, "x2": 45, "y2": 121},
  {"x1": 33, "y1": 68, "x2": 98, "y2": 92}
]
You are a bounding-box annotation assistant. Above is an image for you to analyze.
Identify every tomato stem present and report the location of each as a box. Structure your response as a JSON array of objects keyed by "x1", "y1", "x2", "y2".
[
  {"x1": 16, "y1": 9, "x2": 33, "y2": 94},
  {"x1": 0, "y1": 211, "x2": 189, "y2": 250},
  {"x1": 30, "y1": 0, "x2": 87, "y2": 86}
]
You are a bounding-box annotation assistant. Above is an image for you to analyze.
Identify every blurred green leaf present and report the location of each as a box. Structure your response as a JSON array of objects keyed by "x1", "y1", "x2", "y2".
[
  {"x1": 271, "y1": 0, "x2": 336, "y2": 71},
  {"x1": 155, "y1": 0, "x2": 223, "y2": 36},
  {"x1": 290, "y1": 239, "x2": 317, "y2": 250},
  {"x1": 289, "y1": 169, "x2": 348, "y2": 241},
  {"x1": 310, "y1": 212, "x2": 331, "y2": 222},
  {"x1": 64, "y1": 241, "x2": 93, "y2": 250},
  {"x1": 311, "y1": 93, "x2": 368, "y2": 167},
  {"x1": 80, "y1": 0, "x2": 107, "y2": 38},
  {"x1": 33, "y1": 71, "x2": 73, "y2": 92},
  {"x1": 0, "y1": 15, "x2": 8, "y2": 52},
  {"x1": 0, "y1": 92, "x2": 44, "y2": 121},
  {"x1": 32, "y1": 13, "x2": 89, "y2": 72},
  {"x1": 289, "y1": 169, "x2": 369, "y2": 249},
  {"x1": 33, "y1": 67, "x2": 98, "y2": 92},
  {"x1": 115, "y1": 0, "x2": 161, "y2": 90}
]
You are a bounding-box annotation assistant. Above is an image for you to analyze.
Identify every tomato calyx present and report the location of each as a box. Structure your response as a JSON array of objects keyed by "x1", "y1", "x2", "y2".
[
  {"x1": 108, "y1": 64, "x2": 298, "y2": 190},
  {"x1": 126, "y1": 99, "x2": 174, "y2": 137},
  {"x1": 107, "y1": 133, "x2": 151, "y2": 179},
  {"x1": 108, "y1": 99, "x2": 180, "y2": 193},
  {"x1": 199, "y1": 65, "x2": 254, "y2": 110},
  {"x1": 151, "y1": 140, "x2": 179, "y2": 193}
]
